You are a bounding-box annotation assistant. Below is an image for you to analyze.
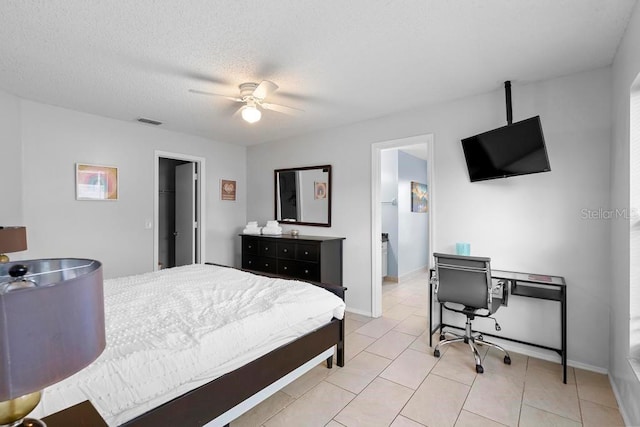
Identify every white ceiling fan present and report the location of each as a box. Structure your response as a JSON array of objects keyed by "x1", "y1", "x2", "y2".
[{"x1": 189, "y1": 80, "x2": 304, "y2": 123}]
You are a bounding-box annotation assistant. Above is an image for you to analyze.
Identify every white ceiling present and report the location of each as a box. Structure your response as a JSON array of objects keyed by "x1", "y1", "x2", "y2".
[{"x1": 0, "y1": 1, "x2": 636, "y2": 146}]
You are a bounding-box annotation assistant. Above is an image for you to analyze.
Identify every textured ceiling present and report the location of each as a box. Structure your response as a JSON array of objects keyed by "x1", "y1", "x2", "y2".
[{"x1": 0, "y1": 1, "x2": 636, "y2": 146}]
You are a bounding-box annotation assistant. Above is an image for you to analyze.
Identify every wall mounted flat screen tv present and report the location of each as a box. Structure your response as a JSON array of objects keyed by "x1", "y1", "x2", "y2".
[{"x1": 461, "y1": 116, "x2": 551, "y2": 182}]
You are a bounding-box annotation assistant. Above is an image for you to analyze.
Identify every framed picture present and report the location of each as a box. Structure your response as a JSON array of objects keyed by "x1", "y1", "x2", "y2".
[
  {"x1": 314, "y1": 181, "x2": 327, "y2": 200},
  {"x1": 76, "y1": 163, "x2": 118, "y2": 201},
  {"x1": 221, "y1": 179, "x2": 236, "y2": 201},
  {"x1": 411, "y1": 181, "x2": 428, "y2": 213}
]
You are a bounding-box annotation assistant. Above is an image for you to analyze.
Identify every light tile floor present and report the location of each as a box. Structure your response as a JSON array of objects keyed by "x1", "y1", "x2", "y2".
[{"x1": 232, "y1": 272, "x2": 625, "y2": 427}]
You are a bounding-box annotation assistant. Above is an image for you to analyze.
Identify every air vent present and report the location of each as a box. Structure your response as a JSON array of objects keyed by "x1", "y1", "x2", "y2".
[{"x1": 137, "y1": 117, "x2": 162, "y2": 126}]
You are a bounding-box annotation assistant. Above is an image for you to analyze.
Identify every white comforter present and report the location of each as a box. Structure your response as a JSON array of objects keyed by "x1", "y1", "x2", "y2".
[{"x1": 36, "y1": 264, "x2": 345, "y2": 426}]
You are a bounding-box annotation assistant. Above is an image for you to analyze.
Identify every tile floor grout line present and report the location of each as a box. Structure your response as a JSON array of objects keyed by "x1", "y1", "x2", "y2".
[
  {"x1": 455, "y1": 352, "x2": 481, "y2": 427},
  {"x1": 515, "y1": 354, "x2": 529, "y2": 427},
  {"x1": 384, "y1": 374, "x2": 425, "y2": 427},
  {"x1": 376, "y1": 309, "x2": 438, "y2": 427},
  {"x1": 575, "y1": 368, "x2": 584, "y2": 425}
]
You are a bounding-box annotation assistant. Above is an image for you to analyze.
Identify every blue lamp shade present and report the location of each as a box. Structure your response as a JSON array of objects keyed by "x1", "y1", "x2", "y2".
[{"x1": 0, "y1": 259, "x2": 106, "y2": 401}]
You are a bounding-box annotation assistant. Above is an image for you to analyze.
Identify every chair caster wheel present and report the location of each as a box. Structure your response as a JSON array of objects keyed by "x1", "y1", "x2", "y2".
[
  {"x1": 439, "y1": 334, "x2": 445, "y2": 341},
  {"x1": 434, "y1": 349, "x2": 440, "y2": 358},
  {"x1": 504, "y1": 355, "x2": 511, "y2": 365},
  {"x1": 477, "y1": 334, "x2": 484, "y2": 341},
  {"x1": 476, "y1": 364, "x2": 484, "y2": 374}
]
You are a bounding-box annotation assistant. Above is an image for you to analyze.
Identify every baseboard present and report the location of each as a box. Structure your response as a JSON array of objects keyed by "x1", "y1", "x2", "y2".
[
  {"x1": 567, "y1": 359, "x2": 608, "y2": 375},
  {"x1": 609, "y1": 373, "x2": 633, "y2": 427},
  {"x1": 345, "y1": 307, "x2": 373, "y2": 317},
  {"x1": 398, "y1": 266, "x2": 429, "y2": 283},
  {"x1": 629, "y1": 357, "x2": 640, "y2": 382}
]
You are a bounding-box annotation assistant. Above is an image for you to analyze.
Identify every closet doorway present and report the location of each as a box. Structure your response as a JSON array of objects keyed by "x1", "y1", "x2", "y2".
[
  {"x1": 154, "y1": 151, "x2": 206, "y2": 270},
  {"x1": 371, "y1": 134, "x2": 435, "y2": 317}
]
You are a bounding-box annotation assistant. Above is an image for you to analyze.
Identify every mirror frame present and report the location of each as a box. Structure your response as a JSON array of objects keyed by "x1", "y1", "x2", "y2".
[{"x1": 274, "y1": 165, "x2": 332, "y2": 227}]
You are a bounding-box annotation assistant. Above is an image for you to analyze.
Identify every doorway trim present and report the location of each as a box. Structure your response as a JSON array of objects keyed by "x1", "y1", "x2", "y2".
[
  {"x1": 154, "y1": 150, "x2": 206, "y2": 270},
  {"x1": 371, "y1": 134, "x2": 435, "y2": 317}
]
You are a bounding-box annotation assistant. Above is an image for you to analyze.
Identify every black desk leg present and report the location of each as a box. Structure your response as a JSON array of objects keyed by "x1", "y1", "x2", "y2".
[
  {"x1": 562, "y1": 287, "x2": 567, "y2": 384},
  {"x1": 429, "y1": 279, "x2": 433, "y2": 347}
]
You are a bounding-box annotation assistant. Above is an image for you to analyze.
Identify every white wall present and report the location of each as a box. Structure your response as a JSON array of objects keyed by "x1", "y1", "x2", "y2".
[
  {"x1": 397, "y1": 151, "x2": 428, "y2": 277},
  {"x1": 247, "y1": 67, "x2": 612, "y2": 371},
  {"x1": 0, "y1": 90, "x2": 23, "y2": 225},
  {"x1": 610, "y1": 1, "x2": 640, "y2": 424},
  {"x1": 4, "y1": 98, "x2": 247, "y2": 279}
]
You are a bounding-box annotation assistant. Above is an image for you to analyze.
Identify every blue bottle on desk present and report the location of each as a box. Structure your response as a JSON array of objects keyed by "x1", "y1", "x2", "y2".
[{"x1": 456, "y1": 243, "x2": 470, "y2": 256}]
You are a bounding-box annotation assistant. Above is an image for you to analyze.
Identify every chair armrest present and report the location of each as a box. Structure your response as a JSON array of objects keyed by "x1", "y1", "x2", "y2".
[
  {"x1": 430, "y1": 273, "x2": 439, "y2": 294},
  {"x1": 491, "y1": 280, "x2": 509, "y2": 307}
]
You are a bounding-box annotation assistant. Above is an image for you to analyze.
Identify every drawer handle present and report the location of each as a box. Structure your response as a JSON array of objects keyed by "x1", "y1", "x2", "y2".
[
  {"x1": 248, "y1": 260, "x2": 252, "y2": 264},
  {"x1": 265, "y1": 263, "x2": 269, "y2": 267},
  {"x1": 283, "y1": 266, "x2": 288, "y2": 270},
  {"x1": 304, "y1": 251, "x2": 309, "y2": 255},
  {"x1": 304, "y1": 269, "x2": 309, "y2": 274},
  {"x1": 283, "y1": 249, "x2": 288, "y2": 253},
  {"x1": 248, "y1": 245, "x2": 252, "y2": 249}
]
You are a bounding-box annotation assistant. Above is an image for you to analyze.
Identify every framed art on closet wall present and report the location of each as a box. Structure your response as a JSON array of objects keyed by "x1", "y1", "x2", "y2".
[
  {"x1": 76, "y1": 163, "x2": 118, "y2": 201},
  {"x1": 411, "y1": 181, "x2": 428, "y2": 213}
]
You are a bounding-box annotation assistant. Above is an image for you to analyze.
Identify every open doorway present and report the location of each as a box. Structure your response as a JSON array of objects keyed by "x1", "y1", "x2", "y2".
[
  {"x1": 371, "y1": 134, "x2": 435, "y2": 317},
  {"x1": 154, "y1": 151, "x2": 206, "y2": 270}
]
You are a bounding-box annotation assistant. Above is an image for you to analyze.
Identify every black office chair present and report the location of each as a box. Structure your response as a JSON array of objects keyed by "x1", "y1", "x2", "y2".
[{"x1": 432, "y1": 252, "x2": 511, "y2": 373}]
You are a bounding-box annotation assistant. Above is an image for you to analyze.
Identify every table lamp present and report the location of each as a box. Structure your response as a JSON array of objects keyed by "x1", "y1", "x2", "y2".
[
  {"x1": 0, "y1": 258, "x2": 105, "y2": 427},
  {"x1": 0, "y1": 227, "x2": 27, "y2": 263}
]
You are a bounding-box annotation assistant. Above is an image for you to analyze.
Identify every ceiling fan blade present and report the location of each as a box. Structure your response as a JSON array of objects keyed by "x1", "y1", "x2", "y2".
[
  {"x1": 252, "y1": 80, "x2": 279, "y2": 99},
  {"x1": 261, "y1": 102, "x2": 304, "y2": 115},
  {"x1": 188, "y1": 89, "x2": 242, "y2": 102}
]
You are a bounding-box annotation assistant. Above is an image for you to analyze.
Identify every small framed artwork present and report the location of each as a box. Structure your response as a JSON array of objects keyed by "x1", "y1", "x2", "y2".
[
  {"x1": 411, "y1": 181, "x2": 428, "y2": 213},
  {"x1": 314, "y1": 181, "x2": 327, "y2": 200},
  {"x1": 76, "y1": 163, "x2": 118, "y2": 201},
  {"x1": 221, "y1": 179, "x2": 236, "y2": 201}
]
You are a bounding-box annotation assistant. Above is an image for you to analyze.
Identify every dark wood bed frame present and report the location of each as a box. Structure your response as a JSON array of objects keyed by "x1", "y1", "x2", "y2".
[{"x1": 46, "y1": 264, "x2": 346, "y2": 427}]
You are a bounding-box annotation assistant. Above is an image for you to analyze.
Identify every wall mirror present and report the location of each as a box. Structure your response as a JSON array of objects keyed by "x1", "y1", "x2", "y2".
[{"x1": 274, "y1": 165, "x2": 332, "y2": 227}]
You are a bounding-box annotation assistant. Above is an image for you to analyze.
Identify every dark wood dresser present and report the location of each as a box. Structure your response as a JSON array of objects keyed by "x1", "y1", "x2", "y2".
[{"x1": 240, "y1": 234, "x2": 345, "y2": 285}]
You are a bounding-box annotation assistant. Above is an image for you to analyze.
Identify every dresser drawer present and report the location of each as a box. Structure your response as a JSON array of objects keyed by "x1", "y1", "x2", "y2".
[
  {"x1": 242, "y1": 237, "x2": 259, "y2": 255},
  {"x1": 259, "y1": 240, "x2": 275, "y2": 257},
  {"x1": 243, "y1": 254, "x2": 277, "y2": 274},
  {"x1": 255, "y1": 256, "x2": 277, "y2": 273},
  {"x1": 296, "y1": 262, "x2": 320, "y2": 281},
  {"x1": 297, "y1": 244, "x2": 319, "y2": 262},
  {"x1": 277, "y1": 259, "x2": 298, "y2": 277},
  {"x1": 242, "y1": 254, "x2": 259, "y2": 270},
  {"x1": 277, "y1": 242, "x2": 296, "y2": 259}
]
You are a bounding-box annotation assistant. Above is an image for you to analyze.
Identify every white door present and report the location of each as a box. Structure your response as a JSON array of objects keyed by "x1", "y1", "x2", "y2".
[{"x1": 175, "y1": 162, "x2": 196, "y2": 266}]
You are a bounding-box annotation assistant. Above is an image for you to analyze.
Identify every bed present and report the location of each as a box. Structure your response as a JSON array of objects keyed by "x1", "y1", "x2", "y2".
[{"x1": 35, "y1": 263, "x2": 346, "y2": 426}]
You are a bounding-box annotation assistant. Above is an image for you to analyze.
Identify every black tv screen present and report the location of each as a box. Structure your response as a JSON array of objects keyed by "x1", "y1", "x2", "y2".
[{"x1": 461, "y1": 116, "x2": 551, "y2": 182}]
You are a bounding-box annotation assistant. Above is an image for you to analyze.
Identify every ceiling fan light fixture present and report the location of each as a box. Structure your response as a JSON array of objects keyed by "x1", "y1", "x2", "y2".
[
  {"x1": 241, "y1": 105, "x2": 261, "y2": 123},
  {"x1": 190, "y1": 80, "x2": 301, "y2": 123}
]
